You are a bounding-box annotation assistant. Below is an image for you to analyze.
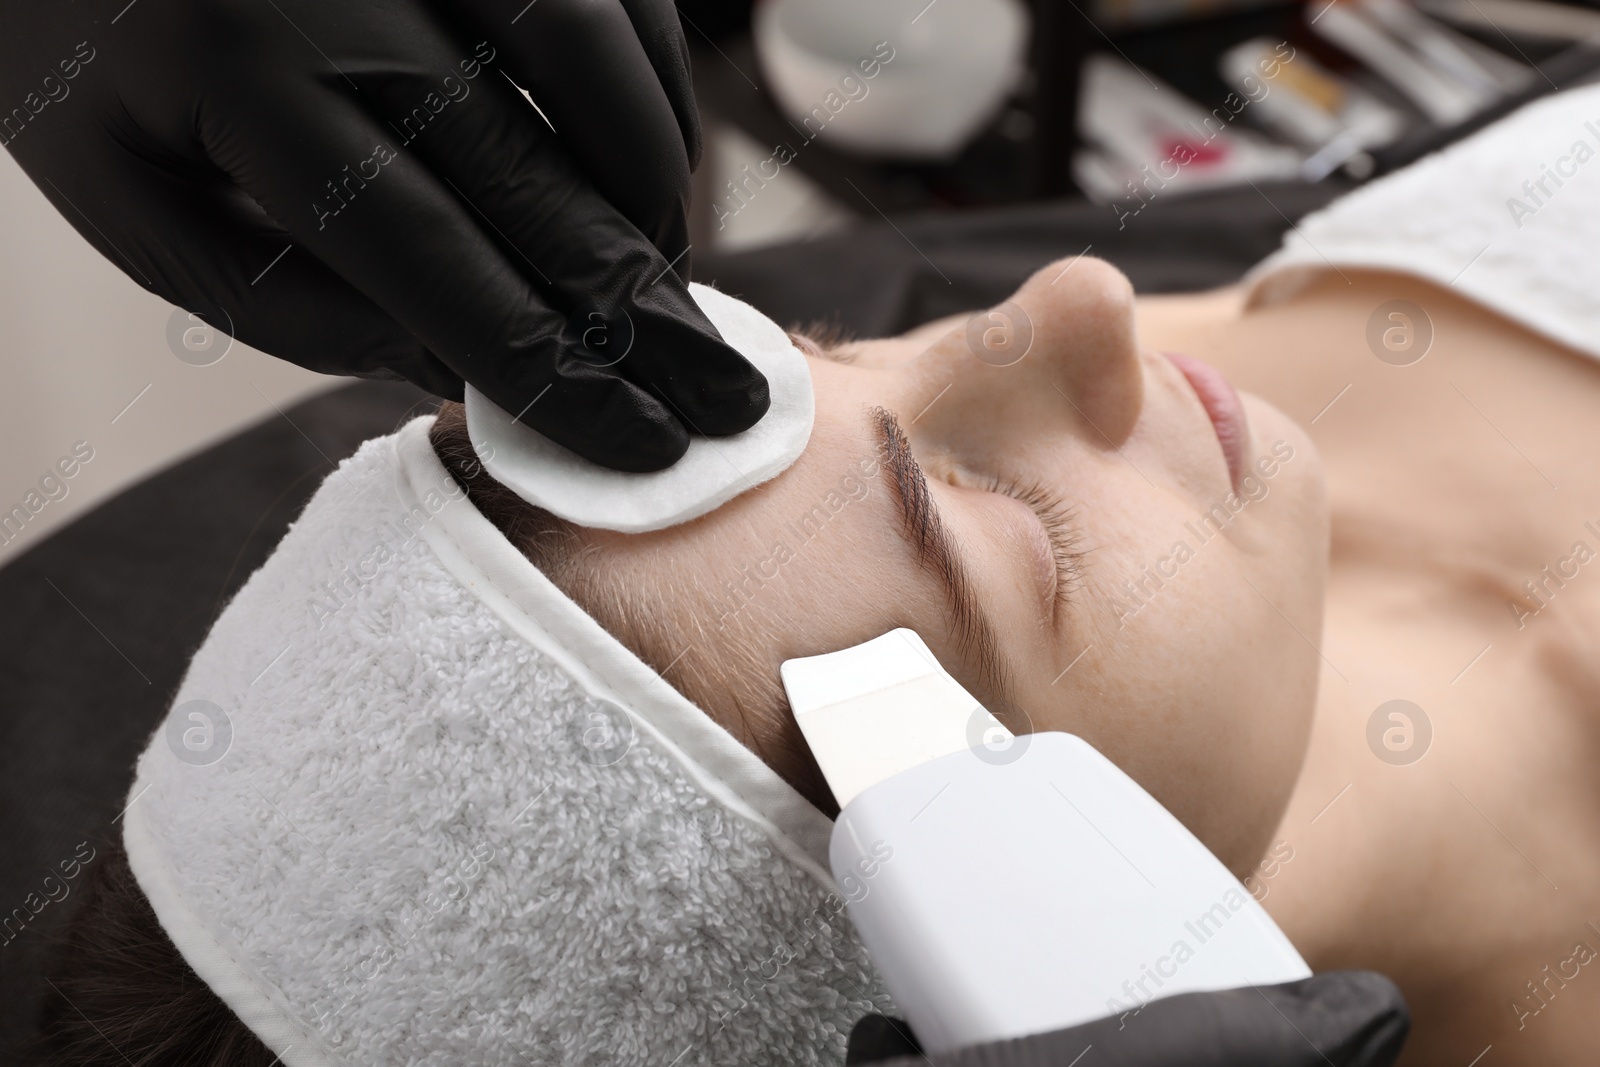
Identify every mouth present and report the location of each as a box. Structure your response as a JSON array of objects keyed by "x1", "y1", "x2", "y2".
[{"x1": 1162, "y1": 351, "x2": 1249, "y2": 490}]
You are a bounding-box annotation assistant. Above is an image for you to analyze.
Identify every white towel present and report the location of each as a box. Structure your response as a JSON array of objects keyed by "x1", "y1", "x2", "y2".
[
  {"x1": 122, "y1": 416, "x2": 890, "y2": 1067},
  {"x1": 1247, "y1": 83, "x2": 1600, "y2": 362}
]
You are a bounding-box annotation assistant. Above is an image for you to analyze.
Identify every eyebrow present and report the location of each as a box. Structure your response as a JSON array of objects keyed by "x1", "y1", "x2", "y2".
[{"x1": 869, "y1": 406, "x2": 1013, "y2": 709}]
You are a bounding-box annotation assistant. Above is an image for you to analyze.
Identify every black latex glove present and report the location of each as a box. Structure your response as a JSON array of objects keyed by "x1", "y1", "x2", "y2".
[
  {"x1": 1, "y1": 0, "x2": 768, "y2": 472},
  {"x1": 847, "y1": 972, "x2": 1410, "y2": 1067}
]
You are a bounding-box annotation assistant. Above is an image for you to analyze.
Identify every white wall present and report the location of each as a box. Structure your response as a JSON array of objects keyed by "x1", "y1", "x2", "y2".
[{"x1": 0, "y1": 149, "x2": 337, "y2": 568}]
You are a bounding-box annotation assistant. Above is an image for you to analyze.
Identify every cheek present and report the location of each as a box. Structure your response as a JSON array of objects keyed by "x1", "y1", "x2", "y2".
[
  {"x1": 1042, "y1": 468, "x2": 1325, "y2": 870},
  {"x1": 1072, "y1": 567, "x2": 1319, "y2": 871}
]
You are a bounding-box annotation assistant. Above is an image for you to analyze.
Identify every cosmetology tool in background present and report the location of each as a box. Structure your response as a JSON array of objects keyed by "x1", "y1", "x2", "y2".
[{"x1": 753, "y1": 0, "x2": 1031, "y2": 160}]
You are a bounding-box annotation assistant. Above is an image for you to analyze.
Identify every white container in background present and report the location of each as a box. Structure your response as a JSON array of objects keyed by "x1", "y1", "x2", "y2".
[{"x1": 752, "y1": 0, "x2": 1030, "y2": 160}]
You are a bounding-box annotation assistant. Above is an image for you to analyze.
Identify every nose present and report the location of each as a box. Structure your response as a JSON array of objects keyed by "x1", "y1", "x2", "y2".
[{"x1": 939, "y1": 256, "x2": 1146, "y2": 446}]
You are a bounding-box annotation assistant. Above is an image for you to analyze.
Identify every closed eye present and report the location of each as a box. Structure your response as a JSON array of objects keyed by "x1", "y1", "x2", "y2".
[{"x1": 985, "y1": 477, "x2": 1086, "y2": 616}]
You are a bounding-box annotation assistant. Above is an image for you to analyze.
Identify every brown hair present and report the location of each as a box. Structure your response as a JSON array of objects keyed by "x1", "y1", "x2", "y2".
[{"x1": 35, "y1": 837, "x2": 276, "y2": 1065}]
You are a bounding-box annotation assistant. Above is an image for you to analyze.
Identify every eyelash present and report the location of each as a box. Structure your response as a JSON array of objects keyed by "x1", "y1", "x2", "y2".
[{"x1": 983, "y1": 476, "x2": 1086, "y2": 612}]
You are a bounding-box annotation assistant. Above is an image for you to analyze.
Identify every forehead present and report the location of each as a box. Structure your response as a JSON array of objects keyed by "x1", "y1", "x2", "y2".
[
  {"x1": 616, "y1": 374, "x2": 935, "y2": 627},
  {"x1": 723, "y1": 392, "x2": 897, "y2": 556}
]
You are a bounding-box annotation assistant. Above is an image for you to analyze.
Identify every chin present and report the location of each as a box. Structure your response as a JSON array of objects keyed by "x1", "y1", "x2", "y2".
[
  {"x1": 1202, "y1": 399, "x2": 1327, "y2": 873},
  {"x1": 1243, "y1": 394, "x2": 1325, "y2": 491},
  {"x1": 1228, "y1": 395, "x2": 1329, "y2": 566}
]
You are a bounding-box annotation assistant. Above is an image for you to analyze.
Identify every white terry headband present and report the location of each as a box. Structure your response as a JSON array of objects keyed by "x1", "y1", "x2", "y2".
[
  {"x1": 122, "y1": 417, "x2": 888, "y2": 1066},
  {"x1": 465, "y1": 283, "x2": 815, "y2": 533}
]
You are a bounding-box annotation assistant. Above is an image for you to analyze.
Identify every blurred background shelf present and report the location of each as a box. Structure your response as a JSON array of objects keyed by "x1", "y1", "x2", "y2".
[
  {"x1": 8, "y1": 0, "x2": 1600, "y2": 563},
  {"x1": 684, "y1": 0, "x2": 1600, "y2": 251}
]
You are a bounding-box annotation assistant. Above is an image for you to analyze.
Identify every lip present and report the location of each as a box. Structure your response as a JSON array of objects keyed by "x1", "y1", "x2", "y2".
[{"x1": 1162, "y1": 351, "x2": 1249, "y2": 489}]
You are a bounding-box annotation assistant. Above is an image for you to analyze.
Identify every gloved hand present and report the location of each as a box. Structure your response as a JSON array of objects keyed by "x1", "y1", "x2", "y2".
[
  {"x1": 1, "y1": 0, "x2": 767, "y2": 472},
  {"x1": 847, "y1": 971, "x2": 1410, "y2": 1067}
]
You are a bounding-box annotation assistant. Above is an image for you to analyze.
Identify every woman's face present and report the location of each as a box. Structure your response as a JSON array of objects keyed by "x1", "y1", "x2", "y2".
[{"x1": 591, "y1": 258, "x2": 1328, "y2": 872}]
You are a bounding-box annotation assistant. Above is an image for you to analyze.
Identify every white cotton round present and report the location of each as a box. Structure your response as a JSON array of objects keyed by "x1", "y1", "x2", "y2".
[{"x1": 464, "y1": 283, "x2": 814, "y2": 533}]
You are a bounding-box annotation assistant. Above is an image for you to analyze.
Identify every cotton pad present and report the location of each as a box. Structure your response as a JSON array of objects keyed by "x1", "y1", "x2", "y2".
[{"x1": 464, "y1": 283, "x2": 813, "y2": 533}]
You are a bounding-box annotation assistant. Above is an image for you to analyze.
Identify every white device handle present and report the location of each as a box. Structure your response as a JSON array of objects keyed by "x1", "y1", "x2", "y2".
[{"x1": 783, "y1": 630, "x2": 1309, "y2": 1056}]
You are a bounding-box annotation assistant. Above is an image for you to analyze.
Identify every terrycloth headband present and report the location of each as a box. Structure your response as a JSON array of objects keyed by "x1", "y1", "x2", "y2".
[{"x1": 122, "y1": 417, "x2": 890, "y2": 1066}]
